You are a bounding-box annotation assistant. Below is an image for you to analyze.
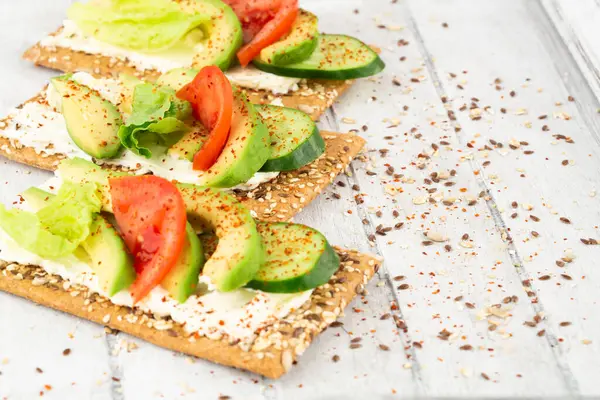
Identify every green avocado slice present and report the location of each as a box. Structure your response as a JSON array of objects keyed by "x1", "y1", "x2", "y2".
[
  {"x1": 193, "y1": 91, "x2": 271, "y2": 188},
  {"x1": 259, "y1": 10, "x2": 319, "y2": 66},
  {"x1": 57, "y1": 157, "x2": 265, "y2": 292},
  {"x1": 156, "y1": 67, "x2": 199, "y2": 92},
  {"x1": 161, "y1": 222, "x2": 205, "y2": 303},
  {"x1": 20, "y1": 187, "x2": 136, "y2": 296},
  {"x1": 51, "y1": 77, "x2": 123, "y2": 159},
  {"x1": 180, "y1": 0, "x2": 243, "y2": 70}
]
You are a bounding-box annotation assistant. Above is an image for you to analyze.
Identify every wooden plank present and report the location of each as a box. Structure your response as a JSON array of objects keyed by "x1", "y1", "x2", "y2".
[
  {"x1": 308, "y1": 0, "x2": 576, "y2": 397},
  {"x1": 406, "y1": 0, "x2": 600, "y2": 396}
]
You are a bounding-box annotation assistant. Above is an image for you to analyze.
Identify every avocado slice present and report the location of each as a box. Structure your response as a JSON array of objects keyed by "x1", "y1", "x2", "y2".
[
  {"x1": 51, "y1": 77, "x2": 123, "y2": 159},
  {"x1": 156, "y1": 68, "x2": 199, "y2": 92},
  {"x1": 57, "y1": 157, "x2": 266, "y2": 292},
  {"x1": 179, "y1": 0, "x2": 243, "y2": 70},
  {"x1": 259, "y1": 10, "x2": 319, "y2": 66},
  {"x1": 21, "y1": 187, "x2": 136, "y2": 296},
  {"x1": 195, "y1": 91, "x2": 271, "y2": 188},
  {"x1": 161, "y1": 222, "x2": 205, "y2": 303},
  {"x1": 167, "y1": 120, "x2": 209, "y2": 161}
]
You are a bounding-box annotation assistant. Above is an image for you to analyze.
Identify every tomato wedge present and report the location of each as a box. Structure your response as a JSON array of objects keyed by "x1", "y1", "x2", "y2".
[
  {"x1": 177, "y1": 66, "x2": 233, "y2": 171},
  {"x1": 236, "y1": 0, "x2": 298, "y2": 67},
  {"x1": 224, "y1": 0, "x2": 282, "y2": 42},
  {"x1": 109, "y1": 175, "x2": 187, "y2": 303}
]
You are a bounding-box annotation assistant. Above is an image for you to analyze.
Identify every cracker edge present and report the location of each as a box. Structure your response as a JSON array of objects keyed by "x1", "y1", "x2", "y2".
[{"x1": 0, "y1": 247, "x2": 381, "y2": 378}]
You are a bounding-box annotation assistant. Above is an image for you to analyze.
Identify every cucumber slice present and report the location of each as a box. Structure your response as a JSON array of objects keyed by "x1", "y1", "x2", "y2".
[
  {"x1": 253, "y1": 34, "x2": 385, "y2": 80},
  {"x1": 256, "y1": 105, "x2": 325, "y2": 172},
  {"x1": 246, "y1": 222, "x2": 340, "y2": 293}
]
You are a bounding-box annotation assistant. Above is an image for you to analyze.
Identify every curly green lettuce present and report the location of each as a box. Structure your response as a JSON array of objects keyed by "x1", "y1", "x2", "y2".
[
  {"x1": 0, "y1": 182, "x2": 102, "y2": 259},
  {"x1": 68, "y1": 0, "x2": 210, "y2": 52},
  {"x1": 118, "y1": 83, "x2": 192, "y2": 158}
]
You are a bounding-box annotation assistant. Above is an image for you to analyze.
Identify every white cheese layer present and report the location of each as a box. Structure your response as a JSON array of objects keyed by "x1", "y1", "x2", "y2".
[
  {"x1": 41, "y1": 20, "x2": 301, "y2": 94},
  {"x1": 1, "y1": 72, "x2": 278, "y2": 190},
  {"x1": 0, "y1": 227, "x2": 312, "y2": 345}
]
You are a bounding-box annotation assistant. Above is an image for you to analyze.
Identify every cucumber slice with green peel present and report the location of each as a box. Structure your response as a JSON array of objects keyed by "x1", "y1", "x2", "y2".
[
  {"x1": 161, "y1": 222, "x2": 205, "y2": 303},
  {"x1": 259, "y1": 10, "x2": 319, "y2": 66},
  {"x1": 256, "y1": 105, "x2": 325, "y2": 172},
  {"x1": 246, "y1": 222, "x2": 340, "y2": 293},
  {"x1": 253, "y1": 34, "x2": 385, "y2": 80}
]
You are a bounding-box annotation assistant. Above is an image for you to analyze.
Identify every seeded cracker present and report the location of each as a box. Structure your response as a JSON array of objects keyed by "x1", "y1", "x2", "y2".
[
  {"x1": 0, "y1": 94, "x2": 366, "y2": 222},
  {"x1": 0, "y1": 248, "x2": 381, "y2": 378},
  {"x1": 23, "y1": 32, "x2": 354, "y2": 121}
]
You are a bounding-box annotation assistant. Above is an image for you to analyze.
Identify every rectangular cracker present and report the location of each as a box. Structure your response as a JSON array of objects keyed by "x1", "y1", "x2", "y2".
[
  {"x1": 23, "y1": 33, "x2": 353, "y2": 121},
  {"x1": 0, "y1": 247, "x2": 381, "y2": 378},
  {"x1": 0, "y1": 94, "x2": 365, "y2": 222}
]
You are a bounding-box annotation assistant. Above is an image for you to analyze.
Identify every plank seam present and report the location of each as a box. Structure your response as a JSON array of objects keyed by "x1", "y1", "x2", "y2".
[
  {"x1": 105, "y1": 332, "x2": 125, "y2": 400},
  {"x1": 326, "y1": 106, "x2": 426, "y2": 395},
  {"x1": 402, "y1": 1, "x2": 582, "y2": 396}
]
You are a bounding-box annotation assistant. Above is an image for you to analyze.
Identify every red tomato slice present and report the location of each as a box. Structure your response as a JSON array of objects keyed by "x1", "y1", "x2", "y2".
[
  {"x1": 235, "y1": 0, "x2": 298, "y2": 66},
  {"x1": 109, "y1": 175, "x2": 187, "y2": 303},
  {"x1": 224, "y1": 0, "x2": 282, "y2": 42},
  {"x1": 177, "y1": 66, "x2": 233, "y2": 171}
]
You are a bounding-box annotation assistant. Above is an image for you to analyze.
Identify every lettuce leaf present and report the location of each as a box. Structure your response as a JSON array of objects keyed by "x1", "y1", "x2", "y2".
[
  {"x1": 68, "y1": 0, "x2": 210, "y2": 52},
  {"x1": 118, "y1": 83, "x2": 191, "y2": 158},
  {"x1": 0, "y1": 182, "x2": 102, "y2": 259}
]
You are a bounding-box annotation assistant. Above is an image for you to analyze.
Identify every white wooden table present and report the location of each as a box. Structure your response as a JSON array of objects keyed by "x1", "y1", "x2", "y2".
[{"x1": 1, "y1": 0, "x2": 599, "y2": 398}]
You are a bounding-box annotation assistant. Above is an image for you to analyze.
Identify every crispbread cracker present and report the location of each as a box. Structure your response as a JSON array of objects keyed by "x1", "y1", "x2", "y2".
[
  {"x1": 23, "y1": 36, "x2": 353, "y2": 121},
  {"x1": 0, "y1": 248, "x2": 381, "y2": 378}
]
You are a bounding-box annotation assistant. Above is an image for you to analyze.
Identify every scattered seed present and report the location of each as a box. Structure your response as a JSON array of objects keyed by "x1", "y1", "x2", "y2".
[
  {"x1": 560, "y1": 217, "x2": 571, "y2": 224},
  {"x1": 62, "y1": 349, "x2": 71, "y2": 356},
  {"x1": 559, "y1": 322, "x2": 572, "y2": 327},
  {"x1": 393, "y1": 275, "x2": 406, "y2": 281},
  {"x1": 332, "y1": 355, "x2": 340, "y2": 362},
  {"x1": 561, "y1": 274, "x2": 572, "y2": 280},
  {"x1": 349, "y1": 343, "x2": 362, "y2": 350},
  {"x1": 459, "y1": 344, "x2": 473, "y2": 351},
  {"x1": 351, "y1": 337, "x2": 362, "y2": 343},
  {"x1": 398, "y1": 284, "x2": 410, "y2": 290},
  {"x1": 379, "y1": 344, "x2": 390, "y2": 351},
  {"x1": 539, "y1": 275, "x2": 551, "y2": 281},
  {"x1": 481, "y1": 373, "x2": 490, "y2": 381},
  {"x1": 330, "y1": 321, "x2": 344, "y2": 328},
  {"x1": 537, "y1": 330, "x2": 546, "y2": 337},
  {"x1": 530, "y1": 215, "x2": 540, "y2": 222}
]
